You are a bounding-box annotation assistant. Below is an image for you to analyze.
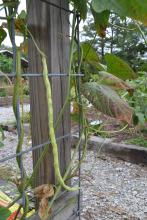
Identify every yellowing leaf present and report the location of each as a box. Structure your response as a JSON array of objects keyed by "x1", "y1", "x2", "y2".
[
  {"x1": 82, "y1": 82, "x2": 133, "y2": 124},
  {"x1": 99, "y1": 71, "x2": 134, "y2": 94}
]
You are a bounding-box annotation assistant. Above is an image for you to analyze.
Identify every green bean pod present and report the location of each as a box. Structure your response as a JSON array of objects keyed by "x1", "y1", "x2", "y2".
[{"x1": 42, "y1": 56, "x2": 78, "y2": 192}]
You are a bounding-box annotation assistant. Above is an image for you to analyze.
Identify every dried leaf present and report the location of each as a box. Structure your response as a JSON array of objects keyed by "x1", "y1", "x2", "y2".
[
  {"x1": 34, "y1": 184, "x2": 54, "y2": 219},
  {"x1": 34, "y1": 184, "x2": 54, "y2": 199},
  {"x1": 38, "y1": 198, "x2": 52, "y2": 219}
]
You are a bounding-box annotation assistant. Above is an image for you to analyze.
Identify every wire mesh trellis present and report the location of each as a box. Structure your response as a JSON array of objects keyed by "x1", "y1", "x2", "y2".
[{"x1": 0, "y1": 1, "x2": 83, "y2": 219}]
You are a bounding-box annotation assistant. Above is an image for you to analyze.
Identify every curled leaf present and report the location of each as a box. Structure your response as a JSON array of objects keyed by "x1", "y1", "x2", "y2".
[
  {"x1": 99, "y1": 71, "x2": 134, "y2": 94},
  {"x1": 34, "y1": 184, "x2": 54, "y2": 199},
  {"x1": 81, "y1": 82, "x2": 133, "y2": 124}
]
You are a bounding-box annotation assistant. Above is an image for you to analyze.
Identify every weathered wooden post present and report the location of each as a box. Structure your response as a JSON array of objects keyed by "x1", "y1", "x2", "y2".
[{"x1": 27, "y1": 0, "x2": 78, "y2": 219}]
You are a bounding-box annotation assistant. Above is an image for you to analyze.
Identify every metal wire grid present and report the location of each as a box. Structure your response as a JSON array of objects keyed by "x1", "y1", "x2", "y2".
[
  {"x1": 0, "y1": 1, "x2": 82, "y2": 219},
  {"x1": 0, "y1": 73, "x2": 84, "y2": 77}
]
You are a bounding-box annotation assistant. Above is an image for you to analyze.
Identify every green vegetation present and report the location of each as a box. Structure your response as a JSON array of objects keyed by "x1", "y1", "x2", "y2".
[
  {"x1": 23, "y1": 112, "x2": 30, "y2": 123},
  {"x1": 126, "y1": 136, "x2": 147, "y2": 148},
  {"x1": 0, "y1": 0, "x2": 147, "y2": 218},
  {"x1": 122, "y1": 72, "x2": 147, "y2": 125},
  {"x1": 0, "y1": 54, "x2": 13, "y2": 73},
  {"x1": 0, "y1": 88, "x2": 7, "y2": 97}
]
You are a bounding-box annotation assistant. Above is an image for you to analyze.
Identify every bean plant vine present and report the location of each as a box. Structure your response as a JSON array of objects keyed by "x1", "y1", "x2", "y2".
[
  {"x1": 1, "y1": 0, "x2": 147, "y2": 219},
  {"x1": 1, "y1": 2, "x2": 88, "y2": 219}
]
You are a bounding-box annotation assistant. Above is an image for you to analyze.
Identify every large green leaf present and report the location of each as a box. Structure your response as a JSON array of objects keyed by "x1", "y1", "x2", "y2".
[
  {"x1": 81, "y1": 82, "x2": 133, "y2": 124},
  {"x1": 91, "y1": 5, "x2": 110, "y2": 38},
  {"x1": 105, "y1": 53, "x2": 136, "y2": 80},
  {"x1": 82, "y1": 42, "x2": 100, "y2": 66},
  {"x1": 91, "y1": 0, "x2": 147, "y2": 26},
  {"x1": 71, "y1": 0, "x2": 87, "y2": 20},
  {"x1": 0, "y1": 27, "x2": 7, "y2": 46},
  {"x1": 80, "y1": 43, "x2": 101, "y2": 81},
  {"x1": 0, "y1": 207, "x2": 11, "y2": 220}
]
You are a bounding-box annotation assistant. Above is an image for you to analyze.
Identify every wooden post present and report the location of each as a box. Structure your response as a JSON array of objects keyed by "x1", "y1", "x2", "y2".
[{"x1": 27, "y1": 0, "x2": 70, "y2": 188}]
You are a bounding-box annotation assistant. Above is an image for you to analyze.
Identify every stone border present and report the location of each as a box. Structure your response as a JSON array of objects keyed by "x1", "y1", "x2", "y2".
[
  {"x1": 72, "y1": 134, "x2": 147, "y2": 165},
  {"x1": 0, "y1": 96, "x2": 30, "y2": 107},
  {"x1": 2, "y1": 124, "x2": 147, "y2": 165},
  {"x1": 1, "y1": 123, "x2": 30, "y2": 134}
]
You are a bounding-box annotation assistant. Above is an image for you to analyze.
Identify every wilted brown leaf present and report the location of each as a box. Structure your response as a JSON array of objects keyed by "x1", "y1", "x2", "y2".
[
  {"x1": 82, "y1": 82, "x2": 133, "y2": 124},
  {"x1": 34, "y1": 184, "x2": 54, "y2": 218},
  {"x1": 99, "y1": 71, "x2": 134, "y2": 95}
]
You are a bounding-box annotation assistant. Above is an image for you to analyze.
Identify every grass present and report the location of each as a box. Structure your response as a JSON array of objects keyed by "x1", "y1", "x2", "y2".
[{"x1": 125, "y1": 136, "x2": 147, "y2": 148}]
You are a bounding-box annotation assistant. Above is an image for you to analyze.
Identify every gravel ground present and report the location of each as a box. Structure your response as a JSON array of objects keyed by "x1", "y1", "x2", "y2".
[
  {"x1": 0, "y1": 104, "x2": 30, "y2": 124},
  {"x1": 0, "y1": 131, "x2": 32, "y2": 172},
  {"x1": 0, "y1": 131, "x2": 147, "y2": 219},
  {"x1": 0, "y1": 106, "x2": 147, "y2": 220},
  {"x1": 81, "y1": 151, "x2": 147, "y2": 220}
]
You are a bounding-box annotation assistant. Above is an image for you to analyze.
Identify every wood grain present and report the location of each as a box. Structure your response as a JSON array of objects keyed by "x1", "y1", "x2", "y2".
[{"x1": 27, "y1": 0, "x2": 70, "y2": 189}]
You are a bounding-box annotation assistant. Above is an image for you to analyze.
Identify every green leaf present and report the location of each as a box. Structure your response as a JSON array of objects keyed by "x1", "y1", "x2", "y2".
[
  {"x1": 0, "y1": 207, "x2": 11, "y2": 220},
  {"x1": 71, "y1": 0, "x2": 87, "y2": 20},
  {"x1": 91, "y1": 0, "x2": 147, "y2": 26},
  {"x1": 2, "y1": 1, "x2": 19, "y2": 8},
  {"x1": 0, "y1": 27, "x2": 7, "y2": 46},
  {"x1": 18, "y1": 10, "x2": 27, "y2": 20},
  {"x1": 82, "y1": 42, "x2": 100, "y2": 66},
  {"x1": 105, "y1": 53, "x2": 136, "y2": 80},
  {"x1": 71, "y1": 113, "x2": 79, "y2": 123},
  {"x1": 81, "y1": 82, "x2": 133, "y2": 124},
  {"x1": 91, "y1": 5, "x2": 110, "y2": 37},
  {"x1": 80, "y1": 43, "x2": 101, "y2": 81},
  {"x1": 135, "y1": 112, "x2": 145, "y2": 125}
]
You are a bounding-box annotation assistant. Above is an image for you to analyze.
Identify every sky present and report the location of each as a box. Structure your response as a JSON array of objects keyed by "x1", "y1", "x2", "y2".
[{"x1": 0, "y1": 0, "x2": 26, "y2": 47}]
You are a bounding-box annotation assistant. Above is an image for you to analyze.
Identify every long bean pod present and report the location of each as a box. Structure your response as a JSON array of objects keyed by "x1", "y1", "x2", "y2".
[
  {"x1": 12, "y1": 48, "x2": 29, "y2": 219},
  {"x1": 42, "y1": 55, "x2": 78, "y2": 191}
]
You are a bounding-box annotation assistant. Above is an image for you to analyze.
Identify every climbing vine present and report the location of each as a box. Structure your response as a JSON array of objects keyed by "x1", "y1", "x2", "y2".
[{"x1": 0, "y1": 0, "x2": 147, "y2": 219}]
